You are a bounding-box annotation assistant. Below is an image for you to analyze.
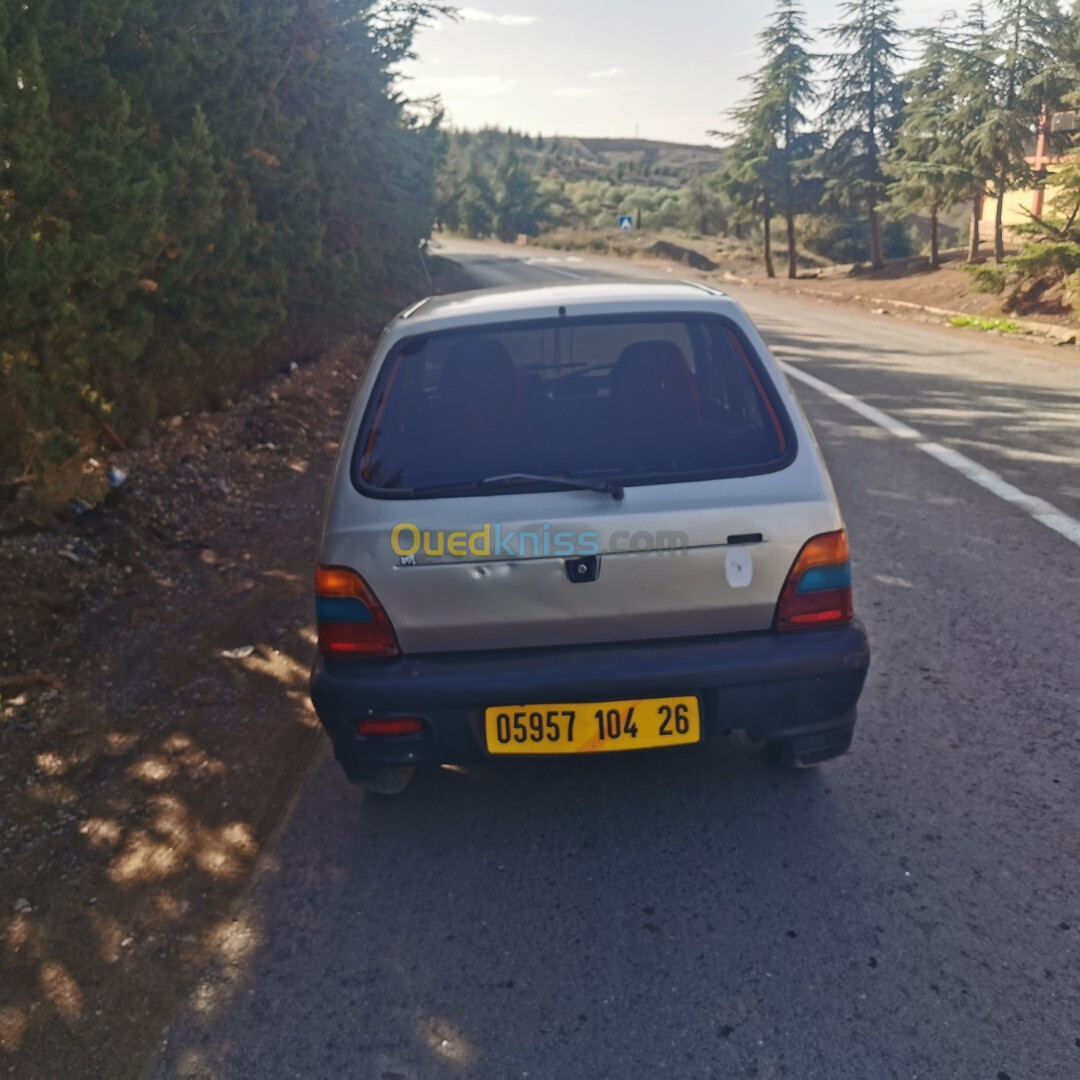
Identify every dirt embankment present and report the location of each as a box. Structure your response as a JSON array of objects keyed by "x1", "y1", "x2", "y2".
[
  {"x1": 761, "y1": 253, "x2": 1075, "y2": 326},
  {"x1": 643, "y1": 240, "x2": 717, "y2": 272},
  {"x1": 535, "y1": 228, "x2": 1078, "y2": 342},
  {"x1": 0, "y1": 347, "x2": 354, "y2": 1077},
  {"x1": 0, "y1": 259, "x2": 474, "y2": 1079}
]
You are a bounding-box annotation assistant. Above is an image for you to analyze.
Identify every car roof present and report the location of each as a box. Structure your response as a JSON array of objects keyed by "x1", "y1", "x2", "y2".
[{"x1": 392, "y1": 280, "x2": 739, "y2": 335}]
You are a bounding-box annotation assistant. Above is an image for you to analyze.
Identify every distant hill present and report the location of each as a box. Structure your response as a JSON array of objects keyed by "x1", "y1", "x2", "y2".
[
  {"x1": 574, "y1": 138, "x2": 728, "y2": 178},
  {"x1": 446, "y1": 129, "x2": 727, "y2": 188}
]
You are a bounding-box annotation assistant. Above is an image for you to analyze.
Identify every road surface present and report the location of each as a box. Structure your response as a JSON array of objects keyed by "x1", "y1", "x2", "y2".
[{"x1": 152, "y1": 240, "x2": 1080, "y2": 1080}]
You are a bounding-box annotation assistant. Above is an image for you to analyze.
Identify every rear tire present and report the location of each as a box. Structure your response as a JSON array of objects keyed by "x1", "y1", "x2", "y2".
[
  {"x1": 355, "y1": 765, "x2": 415, "y2": 796},
  {"x1": 766, "y1": 722, "x2": 855, "y2": 769}
]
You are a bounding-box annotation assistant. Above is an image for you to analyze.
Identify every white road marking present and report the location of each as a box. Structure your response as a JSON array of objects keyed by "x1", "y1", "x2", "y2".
[
  {"x1": 780, "y1": 361, "x2": 1080, "y2": 551},
  {"x1": 918, "y1": 442, "x2": 1080, "y2": 547},
  {"x1": 781, "y1": 362, "x2": 921, "y2": 440}
]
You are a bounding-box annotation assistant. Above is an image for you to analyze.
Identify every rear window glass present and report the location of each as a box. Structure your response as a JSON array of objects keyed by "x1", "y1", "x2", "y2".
[{"x1": 353, "y1": 313, "x2": 795, "y2": 498}]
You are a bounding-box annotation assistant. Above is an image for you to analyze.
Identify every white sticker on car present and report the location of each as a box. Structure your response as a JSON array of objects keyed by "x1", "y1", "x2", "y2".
[{"x1": 725, "y1": 548, "x2": 753, "y2": 589}]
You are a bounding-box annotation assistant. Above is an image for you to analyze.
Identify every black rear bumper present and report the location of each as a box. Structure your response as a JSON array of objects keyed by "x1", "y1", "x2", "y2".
[{"x1": 310, "y1": 622, "x2": 870, "y2": 781}]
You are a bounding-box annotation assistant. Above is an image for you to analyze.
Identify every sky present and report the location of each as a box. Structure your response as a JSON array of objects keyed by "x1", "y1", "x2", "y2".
[{"x1": 400, "y1": 1, "x2": 964, "y2": 145}]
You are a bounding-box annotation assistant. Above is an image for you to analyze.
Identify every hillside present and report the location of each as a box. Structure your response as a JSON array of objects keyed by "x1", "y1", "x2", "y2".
[
  {"x1": 438, "y1": 128, "x2": 731, "y2": 238},
  {"x1": 446, "y1": 128, "x2": 727, "y2": 187}
]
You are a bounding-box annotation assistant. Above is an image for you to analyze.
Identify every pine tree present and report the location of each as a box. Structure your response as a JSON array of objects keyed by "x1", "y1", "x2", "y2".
[
  {"x1": 1, "y1": 0, "x2": 449, "y2": 482},
  {"x1": 889, "y1": 25, "x2": 972, "y2": 268},
  {"x1": 943, "y1": 2, "x2": 1000, "y2": 262},
  {"x1": 681, "y1": 175, "x2": 725, "y2": 235},
  {"x1": 750, "y1": 0, "x2": 819, "y2": 278},
  {"x1": 964, "y1": 0, "x2": 1072, "y2": 262},
  {"x1": 459, "y1": 150, "x2": 496, "y2": 238},
  {"x1": 822, "y1": 0, "x2": 906, "y2": 270},
  {"x1": 1017, "y1": 2, "x2": 1080, "y2": 242},
  {"x1": 492, "y1": 142, "x2": 545, "y2": 241},
  {"x1": 718, "y1": 116, "x2": 780, "y2": 277},
  {"x1": 2, "y1": 0, "x2": 169, "y2": 441}
]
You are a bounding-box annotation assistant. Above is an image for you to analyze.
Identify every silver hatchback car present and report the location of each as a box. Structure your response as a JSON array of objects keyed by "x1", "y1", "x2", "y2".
[{"x1": 310, "y1": 281, "x2": 870, "y2": 792}]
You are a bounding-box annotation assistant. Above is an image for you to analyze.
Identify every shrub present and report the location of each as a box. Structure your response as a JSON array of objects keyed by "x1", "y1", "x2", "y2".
[
  {"x1": 0, "y1": 1, "x2": 444, "y2": 488},
  {"x1": 949, "y1": 315, "x2": 1021, "y2": 334},
  {"x1": 802, "y1": 215, "x2": 913, "y2": 264},
  {"x1": 962, "y1": 264, "x2": 1009, "y2": 294},
  {"x1": 1006, "y1": 242, "x2": 1080, "y2": 283}
]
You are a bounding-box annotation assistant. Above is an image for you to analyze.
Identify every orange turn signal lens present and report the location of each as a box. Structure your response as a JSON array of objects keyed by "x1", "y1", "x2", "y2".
[
  {"x1": 316, "y1": 565, "x2": 401, "y2": 658},
  {"x1": 774, "y1": 530, "x2": 854, "y2": 633},
  {"x1": 316, "y1": 565, "x2": 372, "y2": 601}
]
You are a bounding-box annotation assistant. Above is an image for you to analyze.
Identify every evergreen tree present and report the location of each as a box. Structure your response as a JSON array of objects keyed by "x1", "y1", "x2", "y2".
[
  {"x1": 747, "y1": 0, "x2": 819, "y2": 278},
  {"x1": 944, "y1": 2, "x2": 1000, "y2": 262},
  {"x1": 718, "y1": 115, "x2": 781, "y2": 276},
  {"x1": 1, "y1": 0, "x2": 450, "y2": 482},
  {"x1": 681, "y1": 175, "x2": 726, "y2": 235},
  {"x1": 458, "y1": 150, "x2": 496, "y2": 238},
  {"x1": 492, "y1": 142, "x2": 545, "y2": 241},
  {"x1": 964, "y1": 0, "x2": 1072, "y2": 261},
  {"x1": 889, "y1": 25, "x2": 972, "y2": 267},
  {"x1": 821, "y1": 0, "x2": 906, "y2": 270},
  {"x1": 1, "y1": 0, "x2": 169, "y2": 447}
]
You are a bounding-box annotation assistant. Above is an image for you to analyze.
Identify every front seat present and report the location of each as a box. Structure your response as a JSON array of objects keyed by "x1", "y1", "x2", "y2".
[
  {"x1": 430, "y1": 336, "x2": 536, "y2": 461},
  {"x1": 609, "y1": 340, "x2": 702, "y2": 431}
]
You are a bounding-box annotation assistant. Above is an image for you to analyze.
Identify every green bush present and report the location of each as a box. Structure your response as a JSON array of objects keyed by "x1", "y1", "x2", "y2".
[
  {"x1": 962, "y1": 264, "x2": 1009, "y2": 294},
  {"x1": 803, "y1": 215, "x2": 912, "y2": 264},
  {"x1": 1006, "y1": 242, "x2": 1080, "y2": 282},
  {"x1": 949, "y1": 315, "x2": 1021, "y2": 334},
  {"x1": 0, "y1": 1, "x2": 443, "y2": 483}
]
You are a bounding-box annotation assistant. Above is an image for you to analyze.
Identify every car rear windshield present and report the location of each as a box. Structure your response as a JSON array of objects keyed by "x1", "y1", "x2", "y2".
[{"x1": 353, "y1": 312, "x2": 796, "y2": 498}]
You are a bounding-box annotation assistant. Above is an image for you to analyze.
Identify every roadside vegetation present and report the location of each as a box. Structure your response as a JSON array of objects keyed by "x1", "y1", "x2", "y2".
[
  {"x1": 692, "y1": 0, "x2": 1079, "y2": 281},
  {"x1": 948, "y1": 314, "x2": 1023, "y2": 333},
  {"x1": 436, "y1": 129, "x2": 728, "y2": 239},
  {"x1": 1, "y1": 0, "x2": 447, "y2": 498},
  {"x1": 440, "y1": 0, "x2": 1080, "y2": 327}
]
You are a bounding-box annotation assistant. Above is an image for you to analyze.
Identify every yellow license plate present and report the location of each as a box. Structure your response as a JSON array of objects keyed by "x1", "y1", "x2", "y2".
[{"x1": 485, "y1": 697, "x2": 701, "y2": 756}]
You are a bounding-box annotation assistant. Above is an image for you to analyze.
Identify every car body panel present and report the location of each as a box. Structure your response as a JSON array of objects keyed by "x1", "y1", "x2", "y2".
[
  {"x1": 320, "y1": 282, "x2": 842, "y2": 655},
  {"x1": 311, "y1": 622, "x2": 870, "y2": 776}
]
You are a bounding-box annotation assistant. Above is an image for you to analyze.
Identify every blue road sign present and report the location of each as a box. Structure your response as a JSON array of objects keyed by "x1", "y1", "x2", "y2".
[{"x1": 618, "y1": 215, "x2": 634, "y2": 230}]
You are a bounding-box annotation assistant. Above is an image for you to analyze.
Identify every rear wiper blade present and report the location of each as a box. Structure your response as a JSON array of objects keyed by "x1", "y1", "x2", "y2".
[{"x1": 409, "y1": 473, "x2": 625, "y2": 501}]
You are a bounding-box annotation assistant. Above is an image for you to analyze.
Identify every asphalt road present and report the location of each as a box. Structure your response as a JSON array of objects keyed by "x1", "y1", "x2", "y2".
[{"x1": 152, "y1": 241, "x2": 1080, "y2": 1080}]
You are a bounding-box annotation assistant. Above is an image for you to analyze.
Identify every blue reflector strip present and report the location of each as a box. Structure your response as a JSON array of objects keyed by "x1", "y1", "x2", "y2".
[
  {"x1": 316, "y1": 597, "x2": 373, "y2": 623},
  {"x1": 797, "y1": 562, "x2": 852, "y2": 594}
]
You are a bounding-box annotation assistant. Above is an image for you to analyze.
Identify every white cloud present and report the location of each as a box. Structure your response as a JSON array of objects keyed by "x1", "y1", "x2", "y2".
[
  {"x1": 549, "y1": 87, "x2": 598, "y2": 99},
  {"x1": 459, "y1": 8, "x2": 538, "y2": 26},
  {"x1": 588, "y1": 67, "x2": 624, "y2": 80}
]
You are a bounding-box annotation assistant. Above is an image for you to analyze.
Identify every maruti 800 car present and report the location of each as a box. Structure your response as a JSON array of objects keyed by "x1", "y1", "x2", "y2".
[{"x1": 310, "y1": 281, "x2": 870, "y2": 794}]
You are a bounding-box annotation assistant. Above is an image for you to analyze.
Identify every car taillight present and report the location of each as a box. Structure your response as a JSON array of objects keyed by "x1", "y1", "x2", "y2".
[
  {"x1": 774, "y1": 530, "x2": 854, "y2": 632},
  {"x1": 316, "y1": 565, "x2": 400, "y2": 658}
]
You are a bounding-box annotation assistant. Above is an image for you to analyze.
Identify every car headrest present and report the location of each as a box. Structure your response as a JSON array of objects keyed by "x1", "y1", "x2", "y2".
[
  {"x1": 435, "y1": 336, "x2": 531, "y2": 437},
  {"x1": 610, "y1": 340, "x2": 701, "y2": 428}
]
